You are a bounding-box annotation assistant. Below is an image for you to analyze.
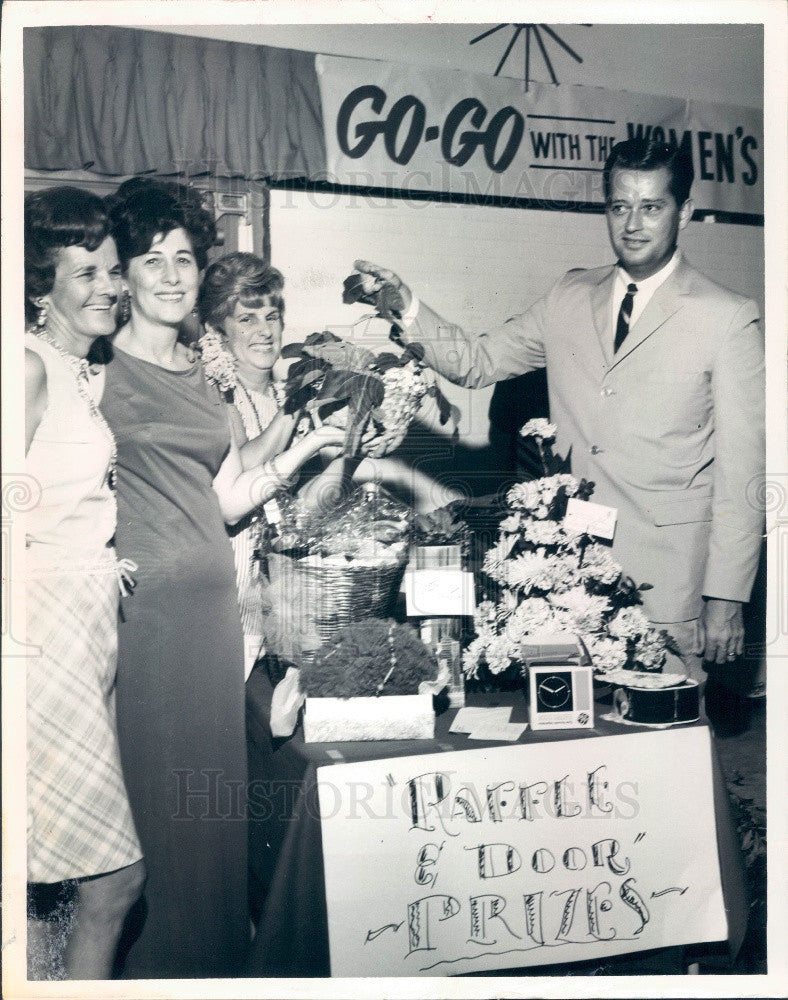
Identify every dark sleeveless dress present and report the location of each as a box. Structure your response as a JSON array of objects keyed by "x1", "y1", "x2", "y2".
[{"x1": 101, "y1": 346, "x2": 247, "y2": 978}]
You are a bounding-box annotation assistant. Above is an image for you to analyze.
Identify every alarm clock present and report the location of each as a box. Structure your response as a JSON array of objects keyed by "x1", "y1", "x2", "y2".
[{"x1": 528, "y1": 660, "x2": 594, "y2": 730}]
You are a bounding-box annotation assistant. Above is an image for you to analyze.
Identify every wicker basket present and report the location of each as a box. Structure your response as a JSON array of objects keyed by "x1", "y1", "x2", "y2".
[{"x1": 289, "y1": 554, "x2": 407, "y2": 645}]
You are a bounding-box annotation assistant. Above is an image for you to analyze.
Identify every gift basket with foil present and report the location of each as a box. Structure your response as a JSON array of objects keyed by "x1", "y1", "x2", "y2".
[{"x1": 258, "y1": 482, "x2": 413, "y2": 653}]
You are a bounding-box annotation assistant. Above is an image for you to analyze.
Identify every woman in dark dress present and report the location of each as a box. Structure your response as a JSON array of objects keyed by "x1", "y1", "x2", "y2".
[{"x1": 97, "y1": 180, "x2": 343, "y2": 977}]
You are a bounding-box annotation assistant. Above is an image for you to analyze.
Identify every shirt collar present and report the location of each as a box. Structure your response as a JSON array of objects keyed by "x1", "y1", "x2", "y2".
[{"x1": 615, "y1": 249, "x2": 681, "y2": 298}]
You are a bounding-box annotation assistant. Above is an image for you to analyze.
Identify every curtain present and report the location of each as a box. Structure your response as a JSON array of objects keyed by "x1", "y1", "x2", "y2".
[{"x1": 24, "y1": 26, "x2": 327, "y2": 180}]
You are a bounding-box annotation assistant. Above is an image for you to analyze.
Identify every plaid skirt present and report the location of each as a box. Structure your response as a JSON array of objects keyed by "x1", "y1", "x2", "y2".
[{"x1": 27, "y1": 565, "x2": 142, "y2": 882}]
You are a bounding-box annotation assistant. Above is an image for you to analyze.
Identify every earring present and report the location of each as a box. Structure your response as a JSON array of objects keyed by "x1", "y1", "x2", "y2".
[
  {"x1": 118, "y1": 290, "x2": 131, "y2": 327},
  {"x1": 35, "y1": 300, "x2": 48, "y2": 329}
]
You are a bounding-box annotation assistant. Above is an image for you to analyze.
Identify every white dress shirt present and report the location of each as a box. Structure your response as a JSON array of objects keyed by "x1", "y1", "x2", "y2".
[{"x1": 609, "y1": 250, "x2": 680, "y2": 351}]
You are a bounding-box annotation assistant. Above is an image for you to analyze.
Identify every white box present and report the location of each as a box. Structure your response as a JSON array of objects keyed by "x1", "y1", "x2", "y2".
[{"x1": 303, "y1": 694, "x2": 435, "y2": 743}]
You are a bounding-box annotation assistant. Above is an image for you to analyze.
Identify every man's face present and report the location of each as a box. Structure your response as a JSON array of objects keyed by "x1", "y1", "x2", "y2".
[{"x1": 605, "y1": 165, "x2": 693, "y2": 280}]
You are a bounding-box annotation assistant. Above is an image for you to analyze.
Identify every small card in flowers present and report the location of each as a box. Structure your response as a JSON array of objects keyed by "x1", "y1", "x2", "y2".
[{"x1": 564, "y1": 498, "x2": 618, "y2": 540}]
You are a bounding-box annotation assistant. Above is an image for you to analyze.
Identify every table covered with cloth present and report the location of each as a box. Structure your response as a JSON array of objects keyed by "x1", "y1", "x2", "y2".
[{"x1": 245, "y1": 670, "x2": 748, "y2": 978}]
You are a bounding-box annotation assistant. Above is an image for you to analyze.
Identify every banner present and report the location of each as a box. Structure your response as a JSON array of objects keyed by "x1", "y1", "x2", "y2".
[
  {"x1": 317, "y1": 54, "x2": 763, "y2": 215},
  {"x1": 317, "y1": 727, "x2": 727, "y2": 977}
]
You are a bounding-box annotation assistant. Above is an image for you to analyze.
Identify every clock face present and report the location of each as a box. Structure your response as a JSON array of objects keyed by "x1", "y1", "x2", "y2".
[{"x1": 536, "y1": 672, "x2": 573, "y2": 712}]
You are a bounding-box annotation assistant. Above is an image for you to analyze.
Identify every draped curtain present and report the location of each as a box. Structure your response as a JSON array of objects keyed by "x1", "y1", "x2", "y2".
[{"x1": 24, "y1": 26, "x2": 327, "y2": 180}]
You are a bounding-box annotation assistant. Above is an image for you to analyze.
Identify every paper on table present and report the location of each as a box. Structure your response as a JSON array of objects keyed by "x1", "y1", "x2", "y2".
[
  {"x1": 449, "y1": 706, "x2": 512, "y2": 734},
  {"x1": 467, "y1": 721, "x2": 529, "y2": 742}
]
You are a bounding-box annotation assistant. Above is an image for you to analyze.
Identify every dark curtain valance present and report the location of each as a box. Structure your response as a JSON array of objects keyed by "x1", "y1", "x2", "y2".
[{"x1": 24, "y1": 26, "x2": 327, "y2": 180}]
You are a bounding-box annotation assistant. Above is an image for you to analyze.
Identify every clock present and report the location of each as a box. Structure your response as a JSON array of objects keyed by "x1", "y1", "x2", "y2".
[
  {"x1": 536, "y1": 672, "x2": 573, "y2": 711},
  {"x1": 528, "y1": 661, "x2": 594, "y2": 730}
]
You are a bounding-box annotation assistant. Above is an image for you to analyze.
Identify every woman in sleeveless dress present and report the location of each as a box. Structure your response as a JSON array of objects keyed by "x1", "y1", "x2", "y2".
[
  {"x1": 24, "y1": 187, "x2": 145, "y2": 979},
  {"x1": 97, "y1": 180, "x2": 344, "y2": 978}
]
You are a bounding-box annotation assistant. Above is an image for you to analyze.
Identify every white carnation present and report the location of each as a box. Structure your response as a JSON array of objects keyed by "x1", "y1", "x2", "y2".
[
  {"x1": 520, "y1": 419, "x2": 557, "y2": 441},
  {"x1": 608, "y1": 607, "x2": 651, "y2": 640}
]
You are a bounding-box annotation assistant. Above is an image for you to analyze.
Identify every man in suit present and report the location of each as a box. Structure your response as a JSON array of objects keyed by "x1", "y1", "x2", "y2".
[{"x1": 356, "y1": 138, "x2": 764, "y2": 684}]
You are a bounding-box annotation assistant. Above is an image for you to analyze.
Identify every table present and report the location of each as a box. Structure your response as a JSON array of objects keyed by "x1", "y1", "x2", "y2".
[{"x1": 244, "y1": 671, "x2": 747, "y2": 978}]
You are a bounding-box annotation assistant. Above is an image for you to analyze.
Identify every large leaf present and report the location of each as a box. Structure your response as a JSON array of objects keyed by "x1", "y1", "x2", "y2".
[
  {"x1": 341, "y1": 272, "x2": 405, "y2": 323},
  {"x1": 302, "y1": 336, "x2": 378, "y2": 373},
  {"x1": 281, "y1": 341, "x2": 307, "y2": 359},
  {"x1": 319, "y1": 368, "x2": 385, "y2": 409},
  {"x1": 342, "y1": 273, "x2": 375, "y2": 306},
  {"x1": 376, "y1": 282, "x2": 405, "y2": 325},
  {"x1": 373, "y1": 351, "x2": 406, "y2": 373},
  {"x1": 282, "y1": 356, "x2": 328, "y2": 413},
  {"x1": 401, "y1": 341, "x2": 426, "y2": 364}
]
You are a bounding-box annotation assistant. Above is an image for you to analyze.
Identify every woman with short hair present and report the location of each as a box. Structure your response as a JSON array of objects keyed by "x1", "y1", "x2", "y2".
[{"x1": 24, "y1": 186, "x2": 145, "y2": 979}]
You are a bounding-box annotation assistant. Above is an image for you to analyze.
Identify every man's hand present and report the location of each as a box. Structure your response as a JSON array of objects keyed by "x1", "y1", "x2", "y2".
[
  {"x1": 353, "y1": 260, "x2": 413, "y2": 314},
  {"x1": 694, "y1": 598, "x2": 745, "y2": 664}
]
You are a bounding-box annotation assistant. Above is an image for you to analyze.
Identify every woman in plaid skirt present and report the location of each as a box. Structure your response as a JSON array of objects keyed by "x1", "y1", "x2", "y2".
[{"x1": 25, "y1": 187, "x2": 146, "y2": 979}]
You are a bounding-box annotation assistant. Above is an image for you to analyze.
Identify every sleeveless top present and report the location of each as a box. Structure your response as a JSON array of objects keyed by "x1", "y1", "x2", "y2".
[{"x1": 25, "y1": 333, "x2": 116, "y2": 565}]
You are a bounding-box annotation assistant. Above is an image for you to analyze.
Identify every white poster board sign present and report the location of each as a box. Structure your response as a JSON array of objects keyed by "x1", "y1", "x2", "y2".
[{"x1": 317, "y1": 727, "x2": 727, "y2": 977}]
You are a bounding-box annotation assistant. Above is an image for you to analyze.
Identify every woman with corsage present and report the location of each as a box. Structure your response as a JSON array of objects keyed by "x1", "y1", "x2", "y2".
[
  {"x1": 197, "y1": 252, "x2": 366, "y2": 672},
  {"x1": 24, "y1": 187, "x2": 145, "y2": 979},
  {"x1": 96, "y1": 180, "x2": 344, "y2": 978}
]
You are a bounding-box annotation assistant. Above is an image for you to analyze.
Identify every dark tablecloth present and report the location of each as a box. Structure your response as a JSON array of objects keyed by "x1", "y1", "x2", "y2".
[{"x1": 245, "y1": 672, "x2": 747, "y2": 977}]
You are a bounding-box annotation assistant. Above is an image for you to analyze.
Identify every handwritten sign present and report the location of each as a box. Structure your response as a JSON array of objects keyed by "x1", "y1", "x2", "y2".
[
  {"x1": 317, "y1": 727, "x2": 726, "y2": 976},
  {"x1": 317, "y1": 54, "x2": 763, "y2": 216}
]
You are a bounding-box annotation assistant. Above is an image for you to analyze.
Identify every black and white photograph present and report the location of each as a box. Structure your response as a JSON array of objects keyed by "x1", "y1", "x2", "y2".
[{"x1": 2, "y1": 2, "x2": 786, "y2": 997}]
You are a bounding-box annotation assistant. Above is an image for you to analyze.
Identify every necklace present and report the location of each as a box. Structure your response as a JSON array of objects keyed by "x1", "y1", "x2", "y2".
[
  {"x1": 234, "y1": 379, "x2": 279, "y2": 438},
  {"x1": 33, "y1": 329, "x2": 118, "y2": 491}
]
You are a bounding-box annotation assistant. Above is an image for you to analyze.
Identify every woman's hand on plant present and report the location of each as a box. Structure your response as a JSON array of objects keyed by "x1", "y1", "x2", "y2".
[
  {"x1": 359, "y1": 423, "x2": 407, "y2": 459},
  {"x1": 310, "y1": 423, "x2": 347, "y2": 449}
]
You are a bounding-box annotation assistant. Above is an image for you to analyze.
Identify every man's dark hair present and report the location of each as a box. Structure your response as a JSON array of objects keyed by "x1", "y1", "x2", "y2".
[{"x1": 603, "y1": 138, "x2": 694, "y2": 206}]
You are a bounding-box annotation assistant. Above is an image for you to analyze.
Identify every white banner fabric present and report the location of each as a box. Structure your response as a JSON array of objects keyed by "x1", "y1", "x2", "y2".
[{"x1": 317, "y1": 54, "x2": 762, "y2": 215}]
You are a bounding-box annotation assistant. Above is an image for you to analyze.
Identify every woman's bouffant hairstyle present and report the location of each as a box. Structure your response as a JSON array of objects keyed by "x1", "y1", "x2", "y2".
[
  {"x1": 198, "y1": 253, "x2": 285, "y2": 330},
  {"x1": 108, "y1": 178, "x2": 216, "y2": 272},
  {"x1": 25, "y1": 186, "x2": 112, "y2": 325}
]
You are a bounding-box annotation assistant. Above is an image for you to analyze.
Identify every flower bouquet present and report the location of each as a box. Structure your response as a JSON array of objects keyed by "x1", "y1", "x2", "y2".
[
  {"x1": 300, "y1": 619, "x2": 442, "y2": 741},
  {"x1": 463, "y1": 420, "x2": 681, "y2": 691}
]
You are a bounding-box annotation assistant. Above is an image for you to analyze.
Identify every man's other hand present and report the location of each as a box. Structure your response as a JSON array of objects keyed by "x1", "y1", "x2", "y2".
[{"x1": 694, "y1": 598, "x2": 745, "y2": 664}]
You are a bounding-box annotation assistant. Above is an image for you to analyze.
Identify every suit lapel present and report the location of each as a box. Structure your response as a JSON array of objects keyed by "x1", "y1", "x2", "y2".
[
  {"x1": 608, "y1": 254, "x2": 693, "y2": 371},
  {"x1": 589, "y1": 266, "x2": 616, "y2": 368}
]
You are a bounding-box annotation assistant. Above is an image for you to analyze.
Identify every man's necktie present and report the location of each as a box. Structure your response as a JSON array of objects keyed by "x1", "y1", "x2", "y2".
[{"x1": 614, "y1": 282, "x2": 638, "y2": 353}]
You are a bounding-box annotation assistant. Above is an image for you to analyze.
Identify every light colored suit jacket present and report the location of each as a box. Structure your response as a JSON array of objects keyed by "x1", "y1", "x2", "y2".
[{"x1": 404, "y1": 254, "x2": 765, "y2": 623}]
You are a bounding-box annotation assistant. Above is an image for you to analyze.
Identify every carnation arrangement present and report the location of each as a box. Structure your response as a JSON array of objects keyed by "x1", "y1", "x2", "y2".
[{"x1": 463, "y1": 420, "x2": 678, "y2": 686}]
